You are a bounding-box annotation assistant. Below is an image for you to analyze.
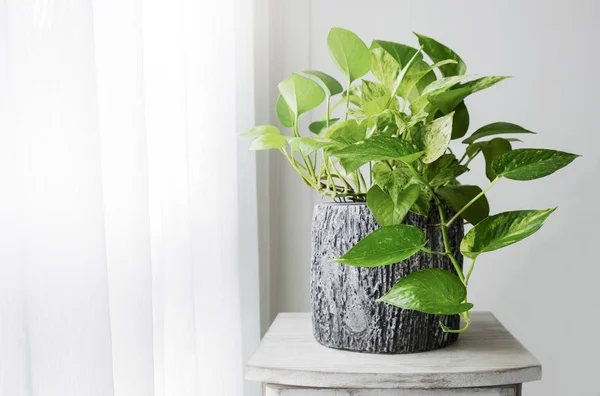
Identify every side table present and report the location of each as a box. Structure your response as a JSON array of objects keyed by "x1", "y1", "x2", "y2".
[{"x1": 246, "y1": 311, "x2": 541, "y2": 395}]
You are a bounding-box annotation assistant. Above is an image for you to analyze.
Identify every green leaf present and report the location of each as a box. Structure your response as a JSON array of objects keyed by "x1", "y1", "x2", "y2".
[
  {"x1": 412, "y1": 187, "x2": 432, "y2": 216},
  {"x1": 492, "y1": 148, "x2": 580, "y2": 181},
  {"x1": 362, "y1": 80, "x2": 389, "y2": 103},
  {"x1": 414, "y1": 33, "x2": 467, "y2": 77},
  {"x1": 429, "y1": 76, "x2": 510, "y2": 114},
  {"x1": 278, "y1": 73, "x2": 326, "y2": 117},
  {"x1": 367, "y1": 184, "x2": 421, "y2": 226},
  {"x1": 378, "y1": 268, "x2": 473, "y2": 314},
  {"x1": 276, "y1": 95, "x2": 294, "y2": 128},
  {"x1": 423, "y1": 154, "x2": 468, "y2": 187},
  {"x1": 333, "y1": 136, "x2": 423, "y2": 173},
  {"x1": 482, "y1": 138, "x2": 512, "y2": 181},
  {"x1": 450, "y1": 101, "x2": 469, "y2": 139},
  {"x1": 463, "y1": 122, "x2": 535, "y2": 145},
  {"x1": 371, "y1": 40, "x2": 436, "y2": 98},
  {"x1": 240, "y1": 125, "x2": 279, "y2": 138},
  {"x1": 370, "y1": 46, "x2": 399, "y2": 90},
  {"x1": 397, "y1": 60, "x2": 458, "y2": 100},
  {"x1": 461, "y1": 208, "x2": 556, "y2": 259},
  {"x1": 332, "y1": 225, "x2": 425, "y2": 267},
  {"x1": 324, "y1": 119, "x2": 366, "y2": 145},
  {"x1": 249, "y1": 133, "x2": 287, "y2": 150},
  {"x1": 309, "y1": 118, "x2": 340, "y2": 134},
  {"x1": 372, "y1": 162, "x2": 412, "y2": 198},
  {"x1": 413, "y1": 112, "x2": 454, "y2": 163},
  {"x1": 303, "y1": 70, "x2": 344, "y2": 96},
  {"x1": 327, "y1": 27, "x2": 371, "y2": 83},
  {"x1": 288, "y1": 137, "x2": 332, "y2": 156},
  {"x1": 436, "y1": 185, "x2": 490, "y2": 225}
]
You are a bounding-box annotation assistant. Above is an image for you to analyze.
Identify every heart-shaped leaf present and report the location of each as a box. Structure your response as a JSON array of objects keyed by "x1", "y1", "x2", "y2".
[
  {"x1": 278, "y1": 73, "x2": 326, "y2": 117},
  {"x1": 482, "y1": 138, "x2": 512, "y2": 181},
  {"x1": 414, "y1": 33, "x2": 467, "y2": 77},
  {"x1": 378, "y1": 268, "x2": 473, "y2": 314},
  {"x1": 460, "y1": 208, "x2": 556, "y2": 259},
  {"x1": 276, "y1": 95, "x2": 294, "y2": 128},
  {"x1": 367, "y1": 184, "x2": 421, "y2": 226},
  {"x1": 462, "y1": 122, "x2": 535, "y2": 144},
  {"x1": 332, "y1": 224, "x2": 425, "y2": 267},
  {"x1": 309, "y1": 118, "x2": 340, "y2": 135},
  {"x1": 413, "y1": 112, "x2": 454, "y2": 163},
  {"x1": 332, "y1": 136, "x2": 422, "y2": 173},
  {"x1": 372, "y1": 162, "x2": 412, "y2": 199},
  {"x1": 492, "y1": 148, "x2": 580, "y2": 181},
  {"x1": 436, "y1": 185, "x2": 490, "y2": 225},
  {"x1": 370, "y1": 46, "x2": 400, "y2": 90},
  {"x1": 303, "y1": 70, "x2": 344, "y2": 96},
  {"x1": 327, "y1": 28, "x2": 371, "y2": 83}
]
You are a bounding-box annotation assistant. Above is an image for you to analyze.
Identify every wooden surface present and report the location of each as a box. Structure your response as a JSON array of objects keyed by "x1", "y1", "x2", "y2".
[
  {"x1": 265, "y1": 384, "x2": 522, "y2": 396},
  {"x1": 246, "y1": 312, "x2": 541, "y2": 389},
  {"x1": 311, "y1": 202, "x2": 463, "y2": 353}
]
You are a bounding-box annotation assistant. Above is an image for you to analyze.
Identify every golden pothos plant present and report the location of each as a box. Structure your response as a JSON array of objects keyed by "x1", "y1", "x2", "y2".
[{"x1": 242, "y1": 28, "x2": 579, "y2": 332}]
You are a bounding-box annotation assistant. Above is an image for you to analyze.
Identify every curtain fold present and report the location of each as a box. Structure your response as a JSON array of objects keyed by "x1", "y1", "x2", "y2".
[{"x1": 0, "y1": 1, "x2": 260, "y2": 395}]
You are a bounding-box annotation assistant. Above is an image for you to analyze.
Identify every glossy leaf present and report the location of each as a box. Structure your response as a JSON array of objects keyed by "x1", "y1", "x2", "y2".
[
  {"x1": 327, "y1": 27, "x2": 371, "y2": 83},
  {"x1": 413, "y1": 112, "x2": 454, "y2": 163},
  {"x1": 333, "y1": 136, "x2": 422, "y2": 173},
  {"x1": 367, "y1": 184, "x2": 421, "y2": 226},
  {"x1": 332, "y1": 225, "x2": 425, "y2": 267},
  {"x1": 462, "y1": 122, "x2": 535, "y2": 144},
  {"x1": 436, "y1": 185, "x2": 490, "y2": 225},
  {"x1": 309, "y1": 118, "x2": 340, "y2": 134},
  {"x1": 276, "y1": 95, "x2": 294, "y2": 128},
  {"x1": 482, "y1": 138, "x2": 512, "y2": 181},
  {"x1": 414, "y1": 33, "x2": 467, "y2": 77},
  {"x1": 450, "y1": 101, "x2": 470, "y2": 139},
  {"x1": 303, "y1": 70, "x2": 344, "y2": 96},
  {"x1": 492, "y1": 148, "x2": 580, "y2": 181},
  {"x1": 429, "y1": 76, "x2": 510, "y2": 114},
  {"x1": 461, "y1": 208, "x2": 556, "y2": 259},
  {"x1": 278, "y1": 73, "x2": 325, "y2": 117},
  {"x1": 378, "y1": 268, "x2": 473, "y2": 314}
]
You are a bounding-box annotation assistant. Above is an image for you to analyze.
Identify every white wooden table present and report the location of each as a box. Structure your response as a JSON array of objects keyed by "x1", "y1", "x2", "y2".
[{"x1": 246, "y1": 312, "x2": 541, "y2": 395}]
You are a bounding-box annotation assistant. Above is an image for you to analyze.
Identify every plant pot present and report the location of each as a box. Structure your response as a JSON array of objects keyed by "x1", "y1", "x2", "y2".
[{"x1": 310, "y1": 201, "x2": 464, "y2": 354}]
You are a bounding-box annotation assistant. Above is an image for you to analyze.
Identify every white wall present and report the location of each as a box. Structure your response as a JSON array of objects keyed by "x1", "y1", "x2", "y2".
[{"x1": 261, "y1": 1, "x2": 600, "y2": 395}]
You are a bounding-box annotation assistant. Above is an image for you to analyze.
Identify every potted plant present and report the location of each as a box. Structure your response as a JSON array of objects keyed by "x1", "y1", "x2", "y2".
[{"x1": 243, "y1": 27, "x2": 579, "y2": 354}]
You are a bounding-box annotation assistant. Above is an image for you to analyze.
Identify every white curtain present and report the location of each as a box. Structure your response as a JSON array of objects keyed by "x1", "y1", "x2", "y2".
[{"x1": 0, "y1": 1, "x2": 261, "y2": 395}]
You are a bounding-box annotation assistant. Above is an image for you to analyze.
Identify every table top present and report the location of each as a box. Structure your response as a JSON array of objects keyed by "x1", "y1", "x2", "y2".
[{"x1": 246, "y1": 311, "x2": 541, "y2": 389}]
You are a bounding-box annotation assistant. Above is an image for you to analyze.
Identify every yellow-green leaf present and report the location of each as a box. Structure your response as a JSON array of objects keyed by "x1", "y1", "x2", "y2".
[
  {"x1": 492, "y1": 148, "x2": 580, "y2": 181},
  {"x1": 327, "y1": 27, "x2": 371, "y2": 83}
]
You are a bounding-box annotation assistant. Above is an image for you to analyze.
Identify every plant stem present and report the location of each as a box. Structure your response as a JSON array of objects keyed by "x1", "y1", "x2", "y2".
[
  {"x1": 445, "y1": 176, "x2": 500, "y2": 227},
  {"x1": 441, "y1": 312, "x2": 472, "y2": 333},
  {"x1": 421, "y1": 247, "x2": 446, "y2": 256},
  {"x1": 465, "y1": 257, "x2": 477, "y2": 285},
  {"x1": 326, "y1": 96, "x2": 331, "y2": 127},
  {"x1": 344, "y1": 80, "x2": 351, "y2": 121}
]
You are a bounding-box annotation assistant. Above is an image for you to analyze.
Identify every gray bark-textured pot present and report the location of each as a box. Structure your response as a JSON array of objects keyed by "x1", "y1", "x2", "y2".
[{"x1": 310, "y1": 201, "x2": 464, "y2": 354}]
